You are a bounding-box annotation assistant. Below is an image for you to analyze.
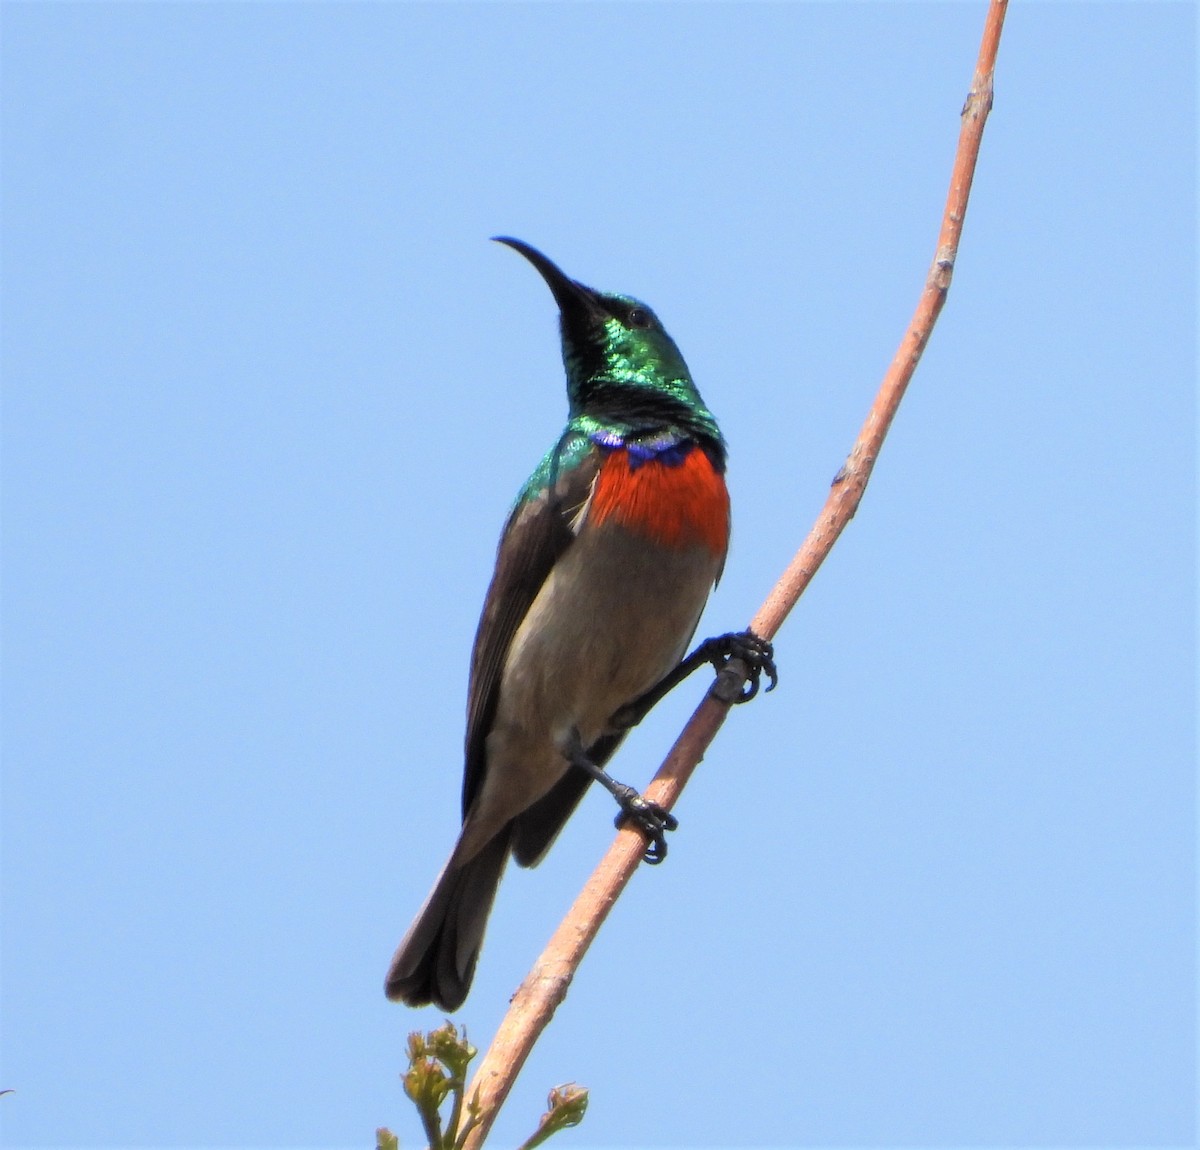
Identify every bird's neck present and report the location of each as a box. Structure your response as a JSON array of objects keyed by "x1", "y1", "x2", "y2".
[{"x1": 574, "y1": 394, "x2": 725, "y2": 469}]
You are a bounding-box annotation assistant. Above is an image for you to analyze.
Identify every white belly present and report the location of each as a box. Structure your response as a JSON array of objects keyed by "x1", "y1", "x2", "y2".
[{"x1": 475, "y1": 520, "x2": 721, "y2": 828}]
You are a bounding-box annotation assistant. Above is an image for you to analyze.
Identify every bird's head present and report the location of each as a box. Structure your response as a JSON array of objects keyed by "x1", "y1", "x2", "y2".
[{"x1": 493, "y1": 236, "x2": 721, "y2": 447}]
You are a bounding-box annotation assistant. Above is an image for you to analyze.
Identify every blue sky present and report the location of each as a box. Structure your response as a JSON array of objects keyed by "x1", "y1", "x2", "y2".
[{"x1": 2, "y1": 3, "x2": 1194, "y2": 1148}]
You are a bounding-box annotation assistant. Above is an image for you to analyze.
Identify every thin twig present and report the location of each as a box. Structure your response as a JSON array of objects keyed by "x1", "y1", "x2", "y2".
[{"x1": 459, "y1": 3, "x2": 1008, "y2": 1145}]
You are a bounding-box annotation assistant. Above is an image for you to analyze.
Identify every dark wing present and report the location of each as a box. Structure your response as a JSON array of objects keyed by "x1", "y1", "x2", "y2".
[{"x1": 461, "y1": 442, "x2": 600, "y2": 817}]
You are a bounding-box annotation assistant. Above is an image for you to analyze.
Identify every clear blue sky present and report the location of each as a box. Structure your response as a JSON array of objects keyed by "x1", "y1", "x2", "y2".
[{"x1": 2, "y1": 4, "x2": 1194, "y2": 1148}]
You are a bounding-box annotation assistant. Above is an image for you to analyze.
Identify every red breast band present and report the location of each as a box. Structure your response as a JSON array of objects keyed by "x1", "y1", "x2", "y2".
[{"x1": 588, "y1": 445, "x2": 730, "y2": 558}]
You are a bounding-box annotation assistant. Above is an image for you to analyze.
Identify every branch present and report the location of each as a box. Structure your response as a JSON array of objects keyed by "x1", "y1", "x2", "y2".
[{"x1": 460, "y1": 3, "x2": 1008, "y2": 1144}]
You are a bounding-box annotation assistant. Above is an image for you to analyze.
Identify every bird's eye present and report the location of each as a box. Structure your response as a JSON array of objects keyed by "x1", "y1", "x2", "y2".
[{"x1": 626, "y1": 307, "x2": 651, "y2": 329}]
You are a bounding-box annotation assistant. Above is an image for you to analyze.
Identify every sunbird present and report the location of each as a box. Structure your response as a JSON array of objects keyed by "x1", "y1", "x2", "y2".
[{"x1": 386, "y1": 239, "x2": 773, "y2": 1010}]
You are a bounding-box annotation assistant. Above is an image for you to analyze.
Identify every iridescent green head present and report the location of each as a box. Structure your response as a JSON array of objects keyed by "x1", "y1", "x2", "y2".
[{"x1": 493, "y1": 237, "x2": 723, "y2": 452}]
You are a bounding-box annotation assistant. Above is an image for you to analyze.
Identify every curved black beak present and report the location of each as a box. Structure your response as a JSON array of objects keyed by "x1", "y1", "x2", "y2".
[{"x1": 492, "y1": 236, "x2": 601, "y2": 319}]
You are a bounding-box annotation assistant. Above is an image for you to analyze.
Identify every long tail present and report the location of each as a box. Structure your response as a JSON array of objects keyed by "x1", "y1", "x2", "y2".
[{"x1": 385, "y1": 828, "x2": 512, "y2": 1010}]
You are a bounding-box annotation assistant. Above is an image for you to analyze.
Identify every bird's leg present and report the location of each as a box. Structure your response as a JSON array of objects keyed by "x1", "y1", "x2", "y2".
[
  {"x1": 609, "y1": 630, "x2": 778, "y2": 731},
  {"x1": 560, "y1": 728, "x2": 678, "y2": 865}
]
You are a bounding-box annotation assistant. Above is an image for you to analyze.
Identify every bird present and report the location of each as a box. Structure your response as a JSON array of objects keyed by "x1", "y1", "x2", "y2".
[{"x1": 385, "y1": 238, "x2": 774, "y2": 1010}]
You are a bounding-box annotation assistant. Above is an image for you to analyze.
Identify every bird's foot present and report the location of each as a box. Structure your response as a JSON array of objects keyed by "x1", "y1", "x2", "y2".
[
  {"x1": 701, "y1": 630, "x2": 778, "y2": 705},
  {"x1": 611, "y1": 784, "x2": 678, "y2": 865},
  {"x1": 608, "y1": 630, "x2": 779, "y2": 732},
  {"x1": 560, "y1": 728, "x2": 678, "y2": 865}
]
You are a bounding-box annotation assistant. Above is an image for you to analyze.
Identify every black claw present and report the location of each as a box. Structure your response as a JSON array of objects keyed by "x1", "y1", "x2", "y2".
[
  {"x1": 707, "y1": 631, "x2": 777, "y2": 705},
  {"x1": 738, "y1": 635, "x2": 777, "y2": 702},
  {"x1": 613, "y1": 788, "x2": 678, "y2": 864},
  {"x1": 561, "y1": 729, "x2": 679, "y2": 863}
]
